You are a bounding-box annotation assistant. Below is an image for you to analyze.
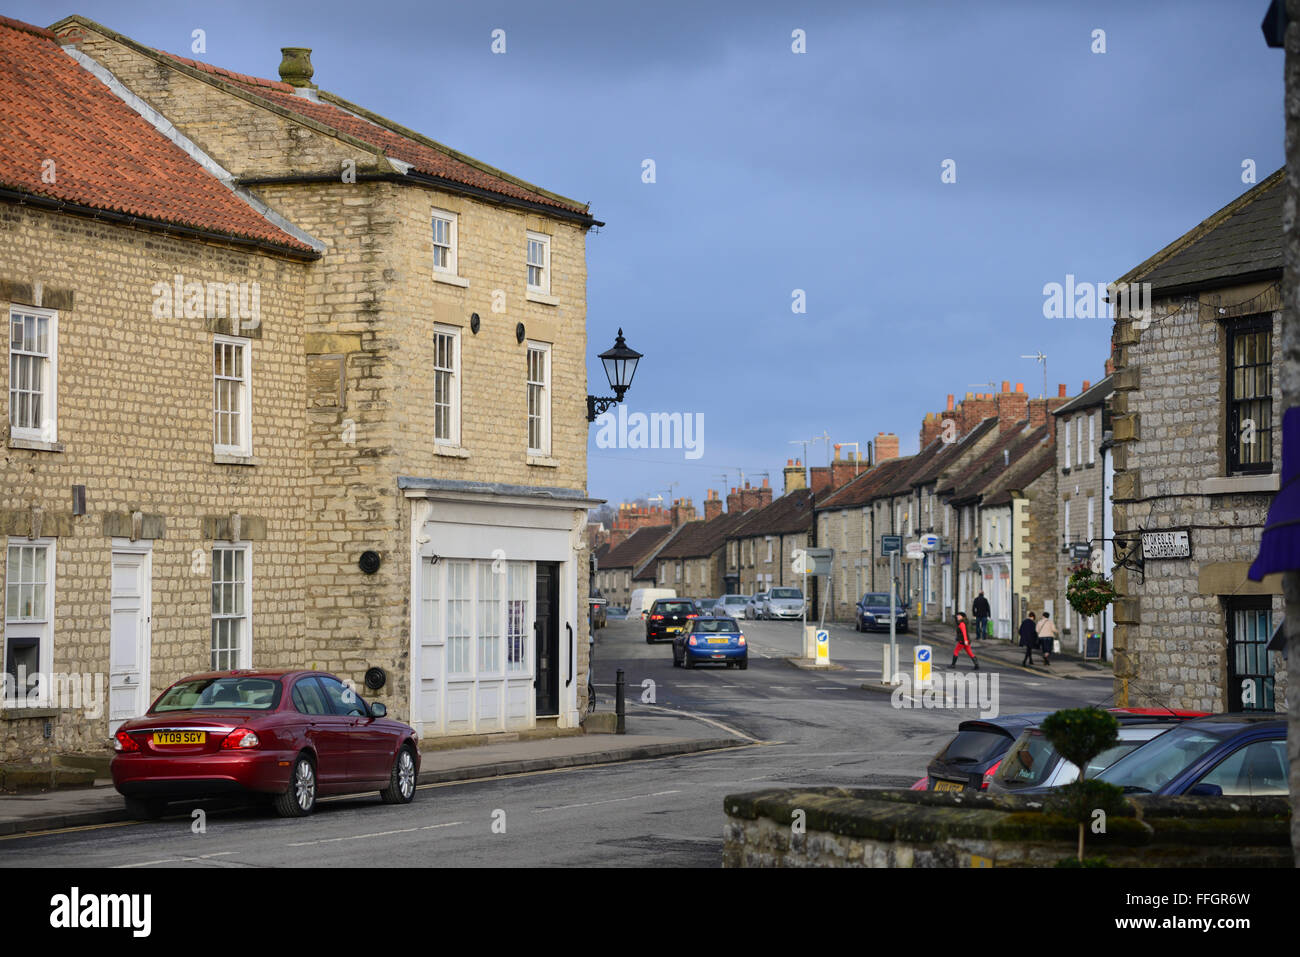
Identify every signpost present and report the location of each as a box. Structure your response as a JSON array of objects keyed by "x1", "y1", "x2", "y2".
[
  {"x1": 881, "y1": 535, "x2": 902, "y2": 555},
  {"x1": 816, "y1": 629, "x2": 830, "y2": 664},
  {"x1": 1141, "y1": 530, "x2": 1191, "y2": 560},
  {"x1": 914, "y1": 645, "x2": 931, "y2": 687},
  {"x1": 886, "y1": 551, "x2": 900, "y2": 684}
]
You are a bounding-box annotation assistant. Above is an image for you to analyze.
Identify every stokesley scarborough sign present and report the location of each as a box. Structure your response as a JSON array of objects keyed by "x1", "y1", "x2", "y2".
[{"x1": 1140, "y1": 529, "x2": 1191, "y2": 560}]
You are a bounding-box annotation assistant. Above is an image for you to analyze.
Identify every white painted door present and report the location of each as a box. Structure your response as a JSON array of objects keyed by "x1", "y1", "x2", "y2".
[{"x1": 109, "y1": 547, "x2": 151, "y2": 733}]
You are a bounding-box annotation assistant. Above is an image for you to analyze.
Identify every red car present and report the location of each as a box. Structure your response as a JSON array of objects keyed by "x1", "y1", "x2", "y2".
[{"x1": 111, "y1": 669, "x2": 420, "y2": 819}]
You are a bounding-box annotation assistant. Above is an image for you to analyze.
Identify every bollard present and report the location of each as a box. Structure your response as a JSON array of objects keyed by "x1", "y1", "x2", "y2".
[{"x1": 615, "y1": 668, "x2": 626, "y2": 734}]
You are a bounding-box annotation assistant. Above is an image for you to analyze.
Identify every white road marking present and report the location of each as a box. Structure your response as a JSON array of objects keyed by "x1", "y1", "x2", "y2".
[
  {"x1": 117, "y1": 851, "x2": 236, "y2": 868},
  {"x1": 533, "y1": 788, "x2": 681, "y2": 813},
  {"x1": 286, "y1": 821, "x2": 464, "y2": 847}
]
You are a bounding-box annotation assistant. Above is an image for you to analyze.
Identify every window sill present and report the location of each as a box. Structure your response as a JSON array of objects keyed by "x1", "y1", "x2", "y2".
[
  {"x1": 435, "y1": 444, "x2": 470, "y2": 458},
  {"x1": 527, "y1": 455, "x2": 559, "y2": 468},
  {"x1": 525, "y1": 290, "x2": 559, "y2": 306},
  {"x1": 1083, "y1": 461, "x2": 1095, "y2": 469},
  {"x1": 0, "y1": 706, "x2": 59, "y2": 720},
  {"x1": 8, "y1": 436, "x2": 64, "y2": 453},
  {"x1": 434, "y1": 273, "x2": 470, "y2": 289},
  {"x1": 214, "y1": 452, "x2": 257, "y2": 466},
  {"x1": 1201, "y1": 474, "x2": 1279, "y2": 495}
]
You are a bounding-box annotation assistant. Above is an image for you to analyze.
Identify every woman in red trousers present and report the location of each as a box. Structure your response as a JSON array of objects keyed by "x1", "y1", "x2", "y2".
[{"x1": 952, "y1": 612, "x2": 979, "y2": 670}]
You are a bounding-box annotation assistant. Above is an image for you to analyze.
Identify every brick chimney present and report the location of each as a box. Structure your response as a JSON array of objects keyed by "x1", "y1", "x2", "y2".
[
  {"x1": 955, "y1": 392, "x2": 998, "y2": 433},
  {"x1": 783, "y1": 458, "x2": 807, "y2": 494},
  {"x1": 875, "y1": 432, "x2": 900, "y2": 463},
  {"x1": 995, "y1": 381, "x2": 1029, "y2": 434},
  {"x1": 1081, "y1": 379, "x2": 1091, "y2": 393},
  {"x1": 703, "y1": 488, "x2": 723, "y2": 522},
  {"x1": 669, "y1": 497, "x2": 697, "y2": 528},
  {"x1": 920, "y1": 412, "x2": 943, "y2": 448},
  {"x1": 809, "y1": 466, "x2": 832, "y2": 494},
  {"x1": 1029, "y1": 394, "x2": 1071, "y2": 439},
  {"x1": 745, "y1": 479, "x2": 773, "y2": 510},
  {"x1": 726, "y1": 486, "x2": 743, "y2": 514},
  {"x1": 830, "y1": 445, "x2": 861, "y2": 489},
  {"x1": 1057, "y1": 383, "x2": 1067, "y2": 398}
]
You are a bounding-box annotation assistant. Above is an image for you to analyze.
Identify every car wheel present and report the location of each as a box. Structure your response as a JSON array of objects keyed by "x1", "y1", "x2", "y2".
[
  {"x1": 738, "y1": 658, "x2": 748, "y2": 670},
  {"x1": 274, "y1": 754, "x2": 317, "y2": 818},
  {"x1": 124, "y1": 796, "x2": 165, "y2": 820},
  {"x1": 645, "y1": 635, "x2": 653, "y2": 644},
  {"x1": 380, "y1": 745, "x2": 418, "y2": 805},
  {"x1": 684, "y1": 653, "x2": 694, "y2": 669},
  {"x1": 672, "y1": 649, "x2": 682, "y2": 667}
]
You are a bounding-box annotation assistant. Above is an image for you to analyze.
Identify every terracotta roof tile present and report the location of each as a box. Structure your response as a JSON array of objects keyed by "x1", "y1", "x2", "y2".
[
  {"x1": 0, "y1": 17, "x2": 313, "y2": 253},
  {"x1": 159, "y1": 50, "x2": 592, "y2": 218}
]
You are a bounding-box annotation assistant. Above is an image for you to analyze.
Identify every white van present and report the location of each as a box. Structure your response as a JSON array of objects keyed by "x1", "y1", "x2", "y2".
[{"x1": 629, "y1": 588, "x2": 677, "y2": 620}]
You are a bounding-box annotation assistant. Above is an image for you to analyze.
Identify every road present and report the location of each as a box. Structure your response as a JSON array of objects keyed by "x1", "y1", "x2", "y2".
[{"x1": 0, "y1": 616, "x2": 1114, "y2": 867}]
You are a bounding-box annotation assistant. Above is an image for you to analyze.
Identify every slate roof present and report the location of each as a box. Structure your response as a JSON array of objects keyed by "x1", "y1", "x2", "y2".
[
  {"x1": 0, "y1": 16, "x2": 314, "y2": 254},
  {"x1": 601, "y1": 525, "x2": 673, "y2": 571},
  {"x1": 947, "y1": 424, "x2": 1052, "y2": 504},
  {"x1": 655, "y1": 509, "x2": 753, "y2": 560},
  {"x1": 1052, "y1": 376, "x2": 1114, "y2": 417},
  {"x1": 815, "y1": 456, "x2": 910, "y2": 510},
  {"x1": 728, "y1": 488, "x2": 816, "y2": 538},
  {"x1": 1118, "y1": 168, "x2": 1283, "y2": 295},
  {"x1": 908, "y1": 418, "x2": 1000, "y2": 489},
  {"x1": 981, "y1": 442, "x2": 1056, "y2": 507}
]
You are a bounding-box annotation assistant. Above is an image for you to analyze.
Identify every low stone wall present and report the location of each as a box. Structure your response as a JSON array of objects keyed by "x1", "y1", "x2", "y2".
[{"x1": 722, "y1": 787, "x2": 1292, "y2": 867}]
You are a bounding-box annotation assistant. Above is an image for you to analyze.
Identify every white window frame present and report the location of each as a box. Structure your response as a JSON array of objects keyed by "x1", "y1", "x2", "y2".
[
  {"x1": 765, "y1": 537, "x2": 774, "y2": 562},
  {"x1": 1064, "y1": 415, "x2": 1072, "y2": 468},
  {"x1": 1076, "y1": 416, "x2": 1083, "y2": 466},
  {"x1": 433, "y1": 324, "x2": 461, "y2": 447},
  {"x1": 526, "y1": 231, "x2": 551, "y2": 294},
  {"x1": 432, "y1": 209, "x2": 459, "y2": 278},
  {"x1": 8, "y1": 306, "x2": 58, "y2": 444},
  {"x1": 526, "y1": 340, "x2": 552, "y2": 456},
  {"x1": 1064, "y1": 499, "x2": 1071, "y2": 546},
  {"x1": 1088, "y1": 412, "x2": 1096, "y2": 464},
  {"x1": 210, "y1": 543, "x2": 252, "y2": 671},
  {"x1": 1087, "y1": 497, "x2": 1095, "y2": 543},
  {"x1": 213, "y1": 335, "x2": 252, "y2": 457},
  {"x1": 4, "y1": 538, "x2": 55, "y2": 706}
]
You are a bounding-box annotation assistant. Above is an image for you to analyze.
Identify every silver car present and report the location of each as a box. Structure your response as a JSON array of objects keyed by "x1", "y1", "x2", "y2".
[
  {"x1": 763, "y1": 587, "x2": 805, "y2": 620},
  {"x1": 746, "y1": 592, "x2": 769, "y2": 619},
  {"x1": 712, "y1": 594, "x2": 750, "y2": 619}
]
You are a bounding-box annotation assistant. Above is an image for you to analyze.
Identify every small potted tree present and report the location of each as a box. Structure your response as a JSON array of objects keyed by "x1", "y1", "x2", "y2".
[{"x1": 1039, "y1": 707, "x2": 1124, "y2": 864}]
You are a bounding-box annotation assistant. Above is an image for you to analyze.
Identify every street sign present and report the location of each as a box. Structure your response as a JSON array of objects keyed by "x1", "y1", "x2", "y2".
[
  {"x1": 1069, "y1": 543, "x2": 1091, "y2": 561},
  {"x1": 815, "y1": 629, "x2": 829, "y2": 664},
  {"x1": 905, "y1": 542, "x2": 925, "y2": 561},
  {"x1": 920, "y1": 533, "x2": 941, "y2": 551},
  {"x1": 914, "y1": 645, "x2": 931, "y2": 687},
  {"x1": 1141, "y1": 530, "x2": 1190, "y2": 560},
  {"x1": 792, "y1": 551, "x2": 808, "y2": 575},
  {"x1": 881, "y1": 535, "x2": 902, "y2": 554},
  {"x1": 792, "y1": 547, "x2": 833, "y2": 576}
]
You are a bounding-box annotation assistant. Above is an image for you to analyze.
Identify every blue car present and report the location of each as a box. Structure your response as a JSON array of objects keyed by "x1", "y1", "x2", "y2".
[
  {"x1": 1092, "y1": 714, "x2": 1287, "y2": 796},
  {"x1": 673, "y1": 616, "x2": 748, "y2": 669},
  {"x1": 855, "y1": 592, "x2": 908, "y2": 633}
]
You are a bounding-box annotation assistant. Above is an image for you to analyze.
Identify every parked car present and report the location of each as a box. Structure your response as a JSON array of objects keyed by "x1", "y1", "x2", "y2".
[
  {"x1": 1091, "y1": 714, "x2": 1287, "y2": 796},
  {"x1": 629, "y1": 587, "x2": 677, "y2": 620},
  {"x1": 644, "y1": 598, "x2": 699, "y2": 643},
  {"x1": 855, "y1": 591, "x2": 908, "y2": 633},
  {"x1": 986, "y1": 717, "x2": 1199, "y2": 794},
  {"x1": 588, "y1": 594, "x2": 607, "y2": 630},
  {"x1": 673, "y1": 616, "x2": 748, "y2": 669},
  {"x1": 746, "y1": 592, "x2": 769, "y2": 619},
  {"x1": 712, "y1": 594, "x2": 750, "y2": 619},
  {"x1": 763, "y1": 587, "x2": 805, "y2": 620},
  {"x1": 111, "y1": 670, "x2": 420, "y2": 819}
]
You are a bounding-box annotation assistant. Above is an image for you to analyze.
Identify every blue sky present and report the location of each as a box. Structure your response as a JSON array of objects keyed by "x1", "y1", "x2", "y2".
[{"x1": 19, "y1": 1, "x2": 1282, "y2": 511}]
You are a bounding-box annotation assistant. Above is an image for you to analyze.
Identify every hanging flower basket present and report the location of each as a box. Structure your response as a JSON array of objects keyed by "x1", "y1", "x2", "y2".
[{"x1": 1066, "y1": 564, "x2": 1117, "y2": 617}]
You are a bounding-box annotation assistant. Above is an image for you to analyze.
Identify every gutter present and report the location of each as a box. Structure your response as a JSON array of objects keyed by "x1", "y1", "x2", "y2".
[
  {"x1": 0, "y1": 187, "x2": 320, "y2": 261},
  {"x1": 238, "y1": 169, "x2": 604, "y2": 228}
]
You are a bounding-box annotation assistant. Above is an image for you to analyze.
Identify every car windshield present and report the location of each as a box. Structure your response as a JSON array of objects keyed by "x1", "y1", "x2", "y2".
[
  {"x1": 694, "y1": 618, "x2": 739, "y2": 632},
  {"x1": 655, "y1": 601, "x2": 695, "y2": 614},
  {"x1": 723, "y1": 596, "x2": 745, "y2": 605},
  {"x1": 996, "y1": 731, "x2": 1063, "y2": 788},
  {"x1": 1095, "y1": 724, "x2": 1238, "y2": 793},
  {"x1": 861, "y1": 593, "x2": 892, "y2": 606},
  {"x1": 936, "y1": 727, "x2": 1009, "y2": 765},
  {"x1": 770, "y1": 589, "x2": 801, "y2": 599},
  {"x1": 153, "y1": 677, "x2": 280, "y2": 712}
]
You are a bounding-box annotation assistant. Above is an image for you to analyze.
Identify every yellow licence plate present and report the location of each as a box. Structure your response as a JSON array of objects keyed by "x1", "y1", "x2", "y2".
[
  {"x1": 707, "y1": 638, "x2": 729, "y2": 644},
  {"x1": 933, "y1": 779, "x2": 964, "y2": 792},
  {"x1": 153, "y1": 731, "x2": 205, "y2": 746},
  {"x1": 667, "y1": 627, "x2": 681, "y2": 633}
]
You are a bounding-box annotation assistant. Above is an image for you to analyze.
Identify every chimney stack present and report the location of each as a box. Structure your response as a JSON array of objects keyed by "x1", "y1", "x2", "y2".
[
  {"x1": 875, "y1": 432, "x2": 900, "y2": 462},
  {"x1": 278, "y1": 47, "x2": 316, "y2": 89},
  {"x1": 996, "y1": 381, "x2": 1030, "y2": 433},
  {"x1": 783, "y1": 458, "x2": 807, "y2": 494},
  {"x1": 703, "y1": 488, "x2": 723, "y2": 522}
]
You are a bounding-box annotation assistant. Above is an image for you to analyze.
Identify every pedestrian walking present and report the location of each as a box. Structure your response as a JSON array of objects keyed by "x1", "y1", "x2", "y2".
[
  {"x1": 1019, "y1": 611, "x2": 1038, "y2": 666},
  {"x1": 1036, "y1": 612, "x2": 1057, "y2": 667},
  {"x1": 972, "y1": 591, "x2": 991, "y2": 641},
  {"x1": 952, "y1": 612, "x2": 979, "y2": 669}
]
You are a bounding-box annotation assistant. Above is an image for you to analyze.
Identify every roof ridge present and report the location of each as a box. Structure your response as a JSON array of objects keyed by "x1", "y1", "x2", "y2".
[{"x1": 0, "y1": 14, "x2": 56, "y2": 39}]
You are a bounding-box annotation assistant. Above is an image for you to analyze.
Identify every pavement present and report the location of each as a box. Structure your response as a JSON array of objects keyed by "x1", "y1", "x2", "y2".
[{"x1": 0, "y1": 706, "x2": 746, "y2": 838}]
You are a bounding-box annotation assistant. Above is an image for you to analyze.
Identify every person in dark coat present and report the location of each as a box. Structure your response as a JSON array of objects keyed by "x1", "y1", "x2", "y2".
[
  {"x1": 952, "y1": 612, "x2": 978, "y2": 670},
  {"x1": 972, "y1": 592, "x2": 991, "y2": 641},
  {"x1": 1018, "y1": 611, "x2": 1038, "y2": 666}
]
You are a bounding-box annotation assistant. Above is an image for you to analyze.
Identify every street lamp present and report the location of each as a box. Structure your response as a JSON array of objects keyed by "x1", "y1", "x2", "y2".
[{"x1": 587, "y1": 328, "x2": 642, "y2": 422}]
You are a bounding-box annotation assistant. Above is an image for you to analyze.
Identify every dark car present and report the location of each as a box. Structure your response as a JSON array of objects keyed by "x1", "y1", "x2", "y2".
[
  {"x1": 644, "y1": 598, "x2": 699, "y2": 643},
  {"x1": 925, "y1": 712, "x2": 1049, "y2": 791},
  {"x1": 855, "y1": 592, "x2": 908, "y2": 633},
  {"x1": 111, "y1": 670, "x2": 420, "y2": 819},
  {"x1": 1092, "y1": 713, "x2": 1287, "y2": 797},
  {"x1": 673, "y1": 616, "x2": 747, "y2": 669}
]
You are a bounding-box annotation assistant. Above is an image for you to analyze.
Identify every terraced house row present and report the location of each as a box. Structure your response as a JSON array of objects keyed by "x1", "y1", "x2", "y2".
[{"x1": 0, "y1": 14, "x2": 602, "y2": 763}]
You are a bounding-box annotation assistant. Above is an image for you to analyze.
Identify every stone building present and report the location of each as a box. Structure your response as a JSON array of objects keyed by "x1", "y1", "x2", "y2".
[
  {"x1": 725, "y1": 489, "x2": 816, "y2": 597},
  {"x1": 652, "y1": 508, "x2": 753, "y2": 600},
  {"x1": 1110, "y1": 170, "x2": 1286, "y2": 713},
  {"x1": 2, "y1": 12, "x2": 608, "y2": 761},
  {"x1": 1052, "y1": 376, "x2": 1115, "y2": 657},
  {"x1": 594, "y1": 525, "x2": 673, "y2": 610}
]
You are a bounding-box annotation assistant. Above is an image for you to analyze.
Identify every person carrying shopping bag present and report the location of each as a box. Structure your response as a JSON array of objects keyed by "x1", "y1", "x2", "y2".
[{"x1": 1036, "y1": 612, "x2": 1057, "y2": 667}]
